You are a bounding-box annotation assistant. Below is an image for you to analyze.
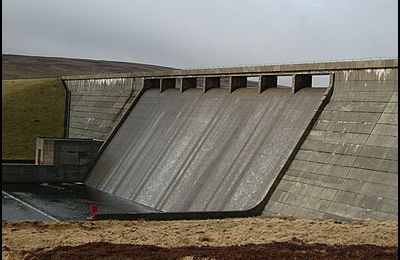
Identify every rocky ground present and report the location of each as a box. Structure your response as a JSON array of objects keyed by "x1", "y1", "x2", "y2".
[{"x1": 2, "y1": 217, "x2": 398, "y2": 259}]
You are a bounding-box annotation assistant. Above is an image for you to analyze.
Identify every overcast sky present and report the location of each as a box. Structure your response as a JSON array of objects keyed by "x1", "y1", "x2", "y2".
[{"x1": 2, "y1": 0, "x2": 398, "y2": 68}]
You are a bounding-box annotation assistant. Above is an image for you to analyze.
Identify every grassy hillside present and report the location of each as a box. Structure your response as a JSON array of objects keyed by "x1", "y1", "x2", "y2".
[
  {"x1": 2, "y1": 54, "x2": 174, "y2": 160},
  {"x1": 2, "y1": 78, "x2": 65, "y2": 160}
]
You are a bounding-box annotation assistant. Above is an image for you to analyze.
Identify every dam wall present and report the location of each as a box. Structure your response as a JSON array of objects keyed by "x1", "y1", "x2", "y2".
[
  {"x1": 62, "y1": 59, "x2": 398, "y2": 221},
  {"x1": 263, "y1": 68, "x2": 398, "y2": 221}
]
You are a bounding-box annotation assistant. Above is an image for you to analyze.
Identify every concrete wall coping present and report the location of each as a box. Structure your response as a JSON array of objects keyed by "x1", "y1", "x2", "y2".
[
  {"x1": 61, "y1": 59, "x2": 398, "y2": 80},
  {"x1": 2, "y1": 163, "x2": 90, "y2": 183},
  {"x1": 38, "y1": 137, "x2": 100, "y2": 141}
]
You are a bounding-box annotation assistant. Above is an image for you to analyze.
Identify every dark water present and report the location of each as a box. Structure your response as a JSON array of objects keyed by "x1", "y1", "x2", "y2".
[
  {"x1": 2, "y1": 183, "x2": 159, "y2": 221},
  {"x1": 2, "y1": 192, "x2": 54, "y2": 221}
]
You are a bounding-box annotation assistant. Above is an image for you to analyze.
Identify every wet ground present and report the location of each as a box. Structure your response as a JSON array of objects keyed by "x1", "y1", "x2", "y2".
[
  {"x1": 26, "y1": 241, "x2": 398, "y2": 260},
  {"x1": 2, "y1": 183, "x2": 158, "y2": 221}
]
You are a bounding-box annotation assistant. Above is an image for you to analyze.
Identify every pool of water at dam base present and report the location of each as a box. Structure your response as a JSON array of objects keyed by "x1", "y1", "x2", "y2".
[{"x1": 2, "y1": 183, "x2": 158, "y2": 221}]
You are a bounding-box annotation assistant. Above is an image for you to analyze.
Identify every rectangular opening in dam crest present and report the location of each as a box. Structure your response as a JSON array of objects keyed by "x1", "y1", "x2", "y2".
[
  {"x1": 144, "y1": 79, "x2": 160, "y2": 89},
  {"x1": 247, "y1": 77, "x2": 259, "y2": 88},
  {"x1": 220, "y1": 77, "x2": 231, "y2": 88},
  {"x1": 277, "y1": 76, "x2": 292, "y2": 88},
  {"x1": 312, "y1": 75, "x2": 330, "y2": 88}
]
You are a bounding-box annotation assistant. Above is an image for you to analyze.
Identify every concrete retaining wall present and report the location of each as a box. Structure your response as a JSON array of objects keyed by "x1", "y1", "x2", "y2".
[
  {"x1": 36, "y1": 138, "x2": 102, "y2": 166},
  {"x1": 2, "y1": 163, "x2": 90, "y2": 183},
  {"x1": 263, "y1": 68, "x2": 398, "y2": 221}
]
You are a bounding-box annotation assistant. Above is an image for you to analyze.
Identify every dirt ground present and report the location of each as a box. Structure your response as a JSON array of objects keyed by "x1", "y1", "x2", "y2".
[
  {"x1": 2, "y1": 217, "x2": 398, "y2": 259},
  {"x1": 25, "y1": 242, "x2": 399, "y2": 260}
]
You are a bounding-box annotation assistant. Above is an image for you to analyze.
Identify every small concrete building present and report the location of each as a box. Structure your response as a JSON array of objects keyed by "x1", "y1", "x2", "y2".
[{"x1": 35, "y1": 138, "x2": 102, "y2": 166}]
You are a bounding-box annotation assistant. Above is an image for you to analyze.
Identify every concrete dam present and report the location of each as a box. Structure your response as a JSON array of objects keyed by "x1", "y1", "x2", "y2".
[{"x1": 58, "y1": 59, "x2": 397, "y2": 221}]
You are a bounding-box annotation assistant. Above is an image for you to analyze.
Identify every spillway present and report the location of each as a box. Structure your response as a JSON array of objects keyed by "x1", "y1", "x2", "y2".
[{"x1": 85, "y1": 86, "x2": 327, "y2": 213}]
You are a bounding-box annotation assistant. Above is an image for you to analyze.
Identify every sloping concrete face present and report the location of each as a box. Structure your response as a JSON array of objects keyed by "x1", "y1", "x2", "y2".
[
  {"x1": 64, "y1": 78, "x2": 141, "y2": 140},
  {"x1": 263, "y1": 68, "x2": 398, "y2": 221},
  {"x1": 85, "y1": 87, "x2": 326, "y2": 212}
]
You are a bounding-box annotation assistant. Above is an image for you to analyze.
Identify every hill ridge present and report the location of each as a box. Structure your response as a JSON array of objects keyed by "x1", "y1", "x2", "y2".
[{"x1": 2, "y1": 54, "x2": 174, "y2": 79}]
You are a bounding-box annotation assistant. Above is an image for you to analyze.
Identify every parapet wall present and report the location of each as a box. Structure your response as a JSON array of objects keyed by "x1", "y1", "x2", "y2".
[
  {"x1": 62, "y1": 59, "x2": 397, "y2": 80},
  {"x1": 263, "y1": 68, "x2": 398, "y2": 221}
]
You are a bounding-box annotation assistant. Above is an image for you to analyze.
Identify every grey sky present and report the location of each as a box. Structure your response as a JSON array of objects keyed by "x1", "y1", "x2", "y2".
[{"x1": 2, "y1": 0, "x2": 398, "y2": 68}]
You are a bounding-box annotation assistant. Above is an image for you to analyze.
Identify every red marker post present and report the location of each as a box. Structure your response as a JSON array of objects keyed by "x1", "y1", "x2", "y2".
[{"x1": 90, "y1": 204, "x2": 98, "y2": 221}]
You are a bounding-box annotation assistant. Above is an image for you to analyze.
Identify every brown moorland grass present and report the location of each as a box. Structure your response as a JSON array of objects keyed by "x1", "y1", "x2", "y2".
[
  {"x1": 2, "y1": 217, "x2": 398, "y2": 259},
  {"x1": 2, "y1": 78, "x2": 65, "y2": 160},
  {"x1": 2, "y1": 54, "x2": 173, "y2": 80}
]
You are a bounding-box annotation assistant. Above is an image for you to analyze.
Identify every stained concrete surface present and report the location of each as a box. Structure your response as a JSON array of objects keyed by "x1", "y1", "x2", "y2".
[
  {"x1": 264, "y1": 68, "x2": 398, "y2": 221},
  {"x1": 64, "y1": 78, "x2": 142, "y2": 140},
  {"x1": 2, "y1": 183, "x2": 158, "y2": 221}
]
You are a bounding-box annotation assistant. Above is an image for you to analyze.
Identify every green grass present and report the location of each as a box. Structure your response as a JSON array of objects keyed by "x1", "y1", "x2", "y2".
[{"x1": 2, "y1": 78, "x2": 65, "y2": 160}]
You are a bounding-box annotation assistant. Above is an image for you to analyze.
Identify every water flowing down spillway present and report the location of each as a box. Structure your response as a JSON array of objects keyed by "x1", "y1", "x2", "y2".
[{"x1": 85, "y1": 87, "x2": 327, "y2": 212}]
